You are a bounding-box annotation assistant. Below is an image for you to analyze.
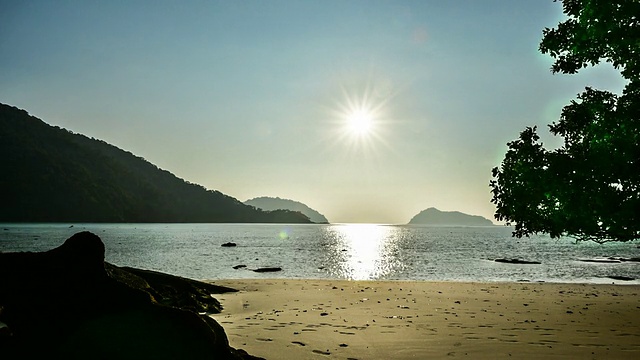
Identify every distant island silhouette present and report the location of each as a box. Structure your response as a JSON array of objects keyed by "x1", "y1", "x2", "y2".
[
  {"x1": 408, "y1": 207, "x2": 494, "y2": 226},
  {"x1": 0, "y1": 103, "x2": 311, "y2": 224},
  {"x1": 244, "y1": 197, "x2": 329, "y2": 224}
]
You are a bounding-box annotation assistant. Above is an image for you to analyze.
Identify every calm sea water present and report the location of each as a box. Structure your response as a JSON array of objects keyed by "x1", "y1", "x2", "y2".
[{"x1": 1, "y1": 223, "x2": 638, "y2": 284}]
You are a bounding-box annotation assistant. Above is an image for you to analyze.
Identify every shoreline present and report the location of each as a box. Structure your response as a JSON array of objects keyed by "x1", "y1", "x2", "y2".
[{"x1": 210, "y1": 279, "x2": 640, "y2": 359}]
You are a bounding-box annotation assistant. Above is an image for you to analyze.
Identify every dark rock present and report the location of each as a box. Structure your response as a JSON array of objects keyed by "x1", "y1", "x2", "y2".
[
  {"x1": 494, "y1": 258, "x2": 541, "y2": 265},
  {"x1": 0, "y1": 322, "x2": 11, "y2": 336},
  {"x1": 221, "y1": 242, "x2": 237, "y2": 247},
  {"x1": 233, "y1": 265, "x2": 247, "y2": 270},
  {"x1": 253, "y1": 267, "x2": 282, "y2": 273},
  {"x1": 0, "y1": 231, "x2": 260, "y2": 360},
  {"x1": 579, "y1": 259, "x2": 621, "y2": 263},
  {"x1": 608, "y1": 275, "x2": 635, "y2": 281},
  {"x1": 109, "y1": 265, "x2": 237, "y2": 314}
]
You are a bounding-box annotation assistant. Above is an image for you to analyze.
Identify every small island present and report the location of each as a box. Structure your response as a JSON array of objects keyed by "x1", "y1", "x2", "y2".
[
  {"x1": 244, "y1": 196, "x2": 329, "y2": 224},
  {"x1": 408, "y1": 207, "x2": 494, "y2": 226}
]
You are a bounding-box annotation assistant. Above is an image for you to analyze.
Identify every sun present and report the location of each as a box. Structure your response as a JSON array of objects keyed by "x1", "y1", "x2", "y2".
[
  {"x1": 346, "y1": 109, "x2": 374, "y2": 136},
  {"x1": 323, "y1": 76, "x2": 398, "y2": 156}
]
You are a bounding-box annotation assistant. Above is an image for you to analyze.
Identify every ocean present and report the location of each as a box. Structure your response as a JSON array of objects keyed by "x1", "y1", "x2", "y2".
[{"x1": 1, "y1": 223, "x2": 638, "y2": 284}]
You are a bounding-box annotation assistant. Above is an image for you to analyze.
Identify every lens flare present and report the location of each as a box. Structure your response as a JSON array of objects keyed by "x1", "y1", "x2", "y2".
[{"x1": 279, "y1": 229, "x2": 290, "y2": 240}]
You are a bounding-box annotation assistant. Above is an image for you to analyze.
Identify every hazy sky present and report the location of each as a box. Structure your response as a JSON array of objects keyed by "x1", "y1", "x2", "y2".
[{"x1": 0, "y1": 1, "x2": 627, "y2": 224}]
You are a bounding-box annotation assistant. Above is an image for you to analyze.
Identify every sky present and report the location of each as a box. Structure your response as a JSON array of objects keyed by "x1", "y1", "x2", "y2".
[{"x1": 0, "y1": 0, "x2": 627, "y2": 224}]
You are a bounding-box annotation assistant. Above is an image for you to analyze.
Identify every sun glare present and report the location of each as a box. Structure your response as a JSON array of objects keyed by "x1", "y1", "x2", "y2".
[
  {"x1": 330, "y1": 224, "x2": 397, "y2": 280},
  {"x1": 346, "y1": 109, "x2": 374, "y2": 135}
]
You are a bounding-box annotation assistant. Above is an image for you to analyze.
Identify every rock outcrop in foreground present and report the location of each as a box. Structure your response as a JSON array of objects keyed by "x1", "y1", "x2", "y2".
[{"x1": 0, "y1": 231, "x2": 262, "y2": 360}]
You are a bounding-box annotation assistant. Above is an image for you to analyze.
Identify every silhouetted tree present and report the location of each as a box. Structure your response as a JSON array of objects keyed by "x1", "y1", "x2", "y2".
[{"x1": 490, "y1": 0, "x2": 639, "y2": 243}]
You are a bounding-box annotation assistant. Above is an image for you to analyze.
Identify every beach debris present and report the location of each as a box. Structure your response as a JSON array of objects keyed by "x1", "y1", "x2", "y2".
[
  {"x1": 339, "y1": 343, "x2": 348, "y2": 347},
  {"x1": 494, "y1": 258, "x2": 541, "y2": 265},
  {"x1": 232, "y1": 265, "x2": 247, "y2": 269},
  {"x1": 291, "y1": 341, "x2": 306, "y2": 346},
  {"x1": 221, "y1": 242, "x2": 237, "y2": 247},
  {"x1": 312, "y1": 349, "x2": 331, "y2": 355}
]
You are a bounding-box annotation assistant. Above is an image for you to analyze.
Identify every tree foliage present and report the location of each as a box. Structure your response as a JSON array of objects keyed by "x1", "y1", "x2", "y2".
[{"x1": 490, "y1": 0, "x2": 640, "y2": 243}]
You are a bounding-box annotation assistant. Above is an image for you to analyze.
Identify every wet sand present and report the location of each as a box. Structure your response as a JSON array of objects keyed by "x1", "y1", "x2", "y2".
[{"x1": 210, "y1": 279, "x2": 640, "y2": 359}]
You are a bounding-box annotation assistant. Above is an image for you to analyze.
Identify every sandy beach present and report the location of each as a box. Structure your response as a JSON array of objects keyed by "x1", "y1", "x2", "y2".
[{"x1": 210, "y1": 279, "x2": 640, "y2": 359}]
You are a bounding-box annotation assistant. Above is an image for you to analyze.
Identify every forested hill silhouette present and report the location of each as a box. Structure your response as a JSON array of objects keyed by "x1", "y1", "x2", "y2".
[
  {"x1": 0, "y1": 104, "x2": 311, "y2": 223},
  {"x1": 244, "y1": 196, "x2": 329, "y2": 224},
  {"x1": 408, "y1": 207, "x2": 494, "y2": 226}
]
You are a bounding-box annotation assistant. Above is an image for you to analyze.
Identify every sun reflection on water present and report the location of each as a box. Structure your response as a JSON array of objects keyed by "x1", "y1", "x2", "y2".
[{"x1": 327, "y1": 223, "x2": 402, "y2": 280}]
